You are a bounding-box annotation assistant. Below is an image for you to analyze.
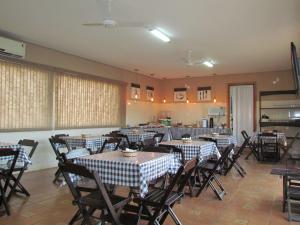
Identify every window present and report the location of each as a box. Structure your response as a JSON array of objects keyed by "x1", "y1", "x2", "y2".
[
  {"x1": 54, "y1": 73, "x2": 122, "y2": 129},
  {"x1": 0, "y1": 59, "x2": 124, "y2": 131},
  {"x1": 0, "y1": 60, "x2": 52, "y2": 131}
]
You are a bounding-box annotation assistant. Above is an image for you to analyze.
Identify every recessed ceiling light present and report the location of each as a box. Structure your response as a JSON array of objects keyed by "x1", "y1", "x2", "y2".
[
  {"x1": 149, "y1": 28, "x2": 170, "y2": 43},
  {"x1": 203, "y1": 61, "x2": 214, "y2": 68}
]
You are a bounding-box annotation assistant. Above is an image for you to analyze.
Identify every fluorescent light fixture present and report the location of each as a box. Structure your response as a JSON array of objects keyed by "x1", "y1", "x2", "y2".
[
  {"x1": 149, "y1": 29, "x2": 170, "y2": 42},
  {"x1": 203, "y1": 61, "x2": 214, "y2": 68}
]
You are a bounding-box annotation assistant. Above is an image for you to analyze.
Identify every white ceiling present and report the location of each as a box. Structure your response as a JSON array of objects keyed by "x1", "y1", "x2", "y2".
[{"x1": 0, "y1": 0, "x2": 299, "y2": 79}]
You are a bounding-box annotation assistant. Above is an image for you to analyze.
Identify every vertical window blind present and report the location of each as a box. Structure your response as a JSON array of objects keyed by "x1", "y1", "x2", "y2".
[
  {"x1": 0, "y1": 60, "x2": 52, "y2": 130},
  {"x1": 54, "y1": 73, "x2": 121, "y2": 129},
  {"x1": 0, "y1": 59, "x2": 123, "y2": 131}
]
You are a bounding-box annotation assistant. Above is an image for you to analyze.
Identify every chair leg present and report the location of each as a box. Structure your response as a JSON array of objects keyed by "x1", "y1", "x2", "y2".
[
  {"x1": 80, "y1": 209, "x2": 93, "y2": 225},
  {"x1": 287, "y1": 198, "x2": 292, "y2": 222},
  {"x1": 7, "y1": 170, "x2": 30, "y2": 201},
  {"x1": 209, "y1": 175, "x2": 226, "y2": 200},
  {"x1": 69, "y1": 209, "x2": 82, "y2": 225},
  {"x1": 0, "y1": 183, "x2": 10, "y2": 216},
  {"x1": 53, "y1": 168, "x2": 62, "y2": 183},
  {"x1": 167, "y1": 207, "x2": 182, "y2": 225}
]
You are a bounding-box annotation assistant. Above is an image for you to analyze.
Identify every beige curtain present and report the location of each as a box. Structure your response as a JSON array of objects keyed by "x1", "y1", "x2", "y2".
[
  {"x1": 54, "y1": 73, "x2": 121, "y2": 129},
  {"x1": 0, "y1": 60, "x2": 52, "y2": 131},
  {"x1": 0, "y1": 59, "x2": 123, "y2": 131}
]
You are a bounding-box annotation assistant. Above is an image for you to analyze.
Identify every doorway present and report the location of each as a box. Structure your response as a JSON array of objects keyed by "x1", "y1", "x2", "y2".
[{"x1": 228, "y1": 84, "x2": 256, "y2": 145}]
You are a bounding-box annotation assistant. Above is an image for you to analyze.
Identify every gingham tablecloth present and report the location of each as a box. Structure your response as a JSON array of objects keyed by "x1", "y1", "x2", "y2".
[
  {"x1": 120, "y1": 131, "x2": 156, "y2": 143},
  {"x1": 61, "y1": 135, "x2": 115, "y2": 151},
  {"x1": 250, "y1": 132, "x2": 287, "y2": 146},
  {"x1": 0, "y1": 142, "x2": 31, "y2": 164},
  {"x1": 74, "y1": 151, "x2": 179, "y2": 198},
  {"x1": 159, "y1": 140, "x2": 220, "y2": 161},
  {"x1": 195, "y1": 134, "x2": 237, "y2": 148}
]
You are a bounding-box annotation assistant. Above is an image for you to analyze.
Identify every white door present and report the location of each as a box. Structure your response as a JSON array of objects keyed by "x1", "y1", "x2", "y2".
[{"x1": 230, "y1": 85, "x2": 254, "y2": 145}]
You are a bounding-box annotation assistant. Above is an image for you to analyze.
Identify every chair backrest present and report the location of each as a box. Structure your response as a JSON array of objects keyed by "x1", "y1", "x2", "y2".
[
  {"x1": 258, "y1": 132, "x2": 278, "y2": 145},
  {"x1": 49, "y1": 137, "x2": 65, "y2": 162},
  {"x1": 233, "y1": 137, "x2": 250, "y2": 159},
  {"x1": 60, "y1": 162, "x2": 122, "y2": 225},
  {"x1": 54, "y1": 133, "x2": 69, "y2": 138},
  {"x1": 241, "y1": 130, "x2": 249, "y2": 140},
  {"x1": 181, "y1": 133, "x2": 191, "y2": 139},
  {"x1": 18, "y1": 139, "x2": 39, "y2": 159},
  {"x1": 151, "y1": 158, "x2": 198, "y2": 224},
  {"x1": 142, "y1": 146, "x2": 171, "y2": 154},
  {"x1": 170, "y1": 146, "x2": 185, "y2": 164},
  {"x1": 153, "y1": 133, "x2": 164, "y2": 143},
  {"x1": 114, "y1": 134, "x2": 131, "y2": 148},
  {"x1": 97, "y1": 137, "x2": 122, "y2": 154},
  {"x1": 0, "y1": 148, "x2": 19, "y2": 191}
]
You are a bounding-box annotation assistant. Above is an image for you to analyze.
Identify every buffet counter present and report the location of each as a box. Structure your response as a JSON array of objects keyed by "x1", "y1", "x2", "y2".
[{"x1": 121, "y1": 127, "x2": 232, "y2": 141}]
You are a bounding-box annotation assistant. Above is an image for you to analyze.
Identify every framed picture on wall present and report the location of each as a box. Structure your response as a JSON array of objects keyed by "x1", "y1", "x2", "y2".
[
  {"x1": 131, "y1": 83, "x2": 141, "y2": 99},
  {"x1": 174, "y1": 88, "x2": 187, "y2": 102},
  {"x1": 197, "y1": 86, "x2": 211, "y2": 101},
  {"x1": 146, "y1": 86, "x2": 154, "y2": 101}
]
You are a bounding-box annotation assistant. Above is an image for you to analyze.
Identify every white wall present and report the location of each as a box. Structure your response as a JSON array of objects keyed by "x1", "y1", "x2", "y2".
[
  {"x1": 0, "y1": 127, "x2": 118, "y2": 171},
  {"x1": 158, "y1": 102, "x2": 227, "y2": 126},
  {"x1": 126, "y1": 101, "x2": 160, "y2": 126}
]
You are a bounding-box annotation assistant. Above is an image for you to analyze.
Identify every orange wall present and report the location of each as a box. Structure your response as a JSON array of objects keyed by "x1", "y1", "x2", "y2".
[{"x1": 160, "y1": 70, "x2": 297, "y2": 104}]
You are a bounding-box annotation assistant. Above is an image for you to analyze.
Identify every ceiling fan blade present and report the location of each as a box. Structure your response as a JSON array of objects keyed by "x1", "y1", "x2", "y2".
[{"x1": 82, "y1": 23, "x2": 104, "y2": 26}]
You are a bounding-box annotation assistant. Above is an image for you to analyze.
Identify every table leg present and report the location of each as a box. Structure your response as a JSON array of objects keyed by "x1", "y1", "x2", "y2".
[{"x1": 283, "y1": 175, "x2": 287, "y2": 212}]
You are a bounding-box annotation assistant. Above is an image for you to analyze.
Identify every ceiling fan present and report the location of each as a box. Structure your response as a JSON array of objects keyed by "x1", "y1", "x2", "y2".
[
  {"x1": 183, "y1": 50, "x2": 214, "y2": 68},
  {"x1": 83, "y1": 0, "x2": 145, "y2": 29}
]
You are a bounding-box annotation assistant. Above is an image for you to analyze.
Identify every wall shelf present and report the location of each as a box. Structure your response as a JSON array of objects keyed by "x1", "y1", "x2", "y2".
[
  {"x1": 259, "y1": 89, "x2": 299, "y2": 131},
  {"x1": 260, "y1": 121, "x2": 300, "y2": 127},
  {"x1": 261, "y1": 107, "x2": 300, "y2": 110}
]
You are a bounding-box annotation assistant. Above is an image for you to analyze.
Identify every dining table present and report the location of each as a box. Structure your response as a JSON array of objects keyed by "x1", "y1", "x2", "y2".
[
  {"x1": 74, "y1": 150, "x2": 179, "y2": 198},
  {"x1": 60, "y1": 135, "x2": 115, "y2": 151},
  {"x1": 120, "y1": 131, "x2": 157, "y2": 143},
  {"x1": 159, "y1": 140, "x2": 220, "y2": 161},
  {"x1": 250, "y1": 132, "x2": 287, "y2": 146},
  {"x1": 195, "y1": 134, "x2": 237, "y2": 148},
  {"x1": 0, "y1": 141, "x2": 31, "y2": 164}
]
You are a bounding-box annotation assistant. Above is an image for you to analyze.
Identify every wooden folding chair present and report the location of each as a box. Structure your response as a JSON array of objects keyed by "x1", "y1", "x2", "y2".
[
  {"x1": 60, "y1": 161, "x2": 132, "y2": 225},
  {"x1": 125, "y1": 158, "x2": 198, "y2": 225},
  {"x1": 196, "y1": 144, "x2": 234, "y2": 200},
  {"x1": 224, "y1": 137, "x2": 249, "y2": 177},
  {"x1": 0, "y1": 148, "x2": 19, "y2": 215},
  {"x1": 242, "y1": 130, "x2": 259, "y2": 160},
  {"x1": 7, "y1": 139, "x2": 38, "y2": 200}
]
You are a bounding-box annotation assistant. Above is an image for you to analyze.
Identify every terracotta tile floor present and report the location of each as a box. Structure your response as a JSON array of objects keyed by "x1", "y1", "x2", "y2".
[{"x1": 0, "y1": 151, "x2": 297, "y2": 225}]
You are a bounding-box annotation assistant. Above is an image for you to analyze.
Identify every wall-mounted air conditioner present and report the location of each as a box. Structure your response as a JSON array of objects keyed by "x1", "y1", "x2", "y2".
[{"x1": 0, "y1": 36, "x2": 26, "y2": 59}]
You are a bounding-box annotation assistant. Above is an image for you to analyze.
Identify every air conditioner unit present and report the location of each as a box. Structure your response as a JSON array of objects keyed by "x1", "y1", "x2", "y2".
[{"x1": 0, "y1": 36, "x2": 26, "y2": 59}]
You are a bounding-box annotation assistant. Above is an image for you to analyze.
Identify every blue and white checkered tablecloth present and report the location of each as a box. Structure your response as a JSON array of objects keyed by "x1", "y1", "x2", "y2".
[
  {"x1": 195, "y1": 134, "x2": 237, "y2": 148},
  {"x1": 120, "y1": 131, "x2": 156, "y2": 143},
  {"x1": 159, "y1": 140, "x2": 220, "y2": 161},
  {"x1": 62, "y1": 135, "x2": 115, "y2": 151},
  {"x1": 0, "y1": 142, "x2": 31, "y2": 164},
  {"x1": 74, "y1": 151, "x2": 179, "y2": 198},
  {"x1": 250, "y1": 132, "x2": 287, "y2": 146}
]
